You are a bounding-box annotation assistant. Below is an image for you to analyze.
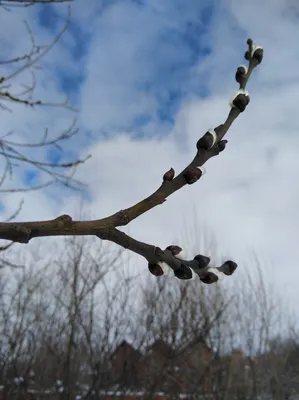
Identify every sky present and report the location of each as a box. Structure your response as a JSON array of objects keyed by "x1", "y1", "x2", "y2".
[{"x1": 0, "y1": 0, "x2": 299, "y2": 314}]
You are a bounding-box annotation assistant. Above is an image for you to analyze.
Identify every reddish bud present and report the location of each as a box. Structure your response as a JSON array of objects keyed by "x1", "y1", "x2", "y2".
[
  {"x1": 200, "y1": 271, "x2": 218, "y2": 284},
  {"x1": 148, "y1": 263, "x2": 164, "y2": 276},
  {"x1": 184, "y1": 167, "x2": 205, "y2": 185},
  {"x1": 163, "y1": 167, "x2": 175, "y2": 181},
  {"x1": 166, "y1": 245, "x2": 182, "y2": 256}
]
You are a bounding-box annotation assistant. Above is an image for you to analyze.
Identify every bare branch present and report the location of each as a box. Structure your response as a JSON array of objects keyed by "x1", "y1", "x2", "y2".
[
  {"x1": 0, "y1": 39, "x2": 264, "y2": 283},
  {"x1": 0, "y1": 7, "x2": 70, "y2": 83},
  {"x1": 0, "y1": 118, "x2": 91, "y2": 192},
  {"x1": 0, "y1": 5, "x2": 89, "y2": 194}
]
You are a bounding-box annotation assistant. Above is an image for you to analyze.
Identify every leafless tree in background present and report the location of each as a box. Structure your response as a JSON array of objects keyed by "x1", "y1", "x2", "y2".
[
  {"x1": 0, "y1": 0, "x2": 86, "y2": 194},
  {"x1": 0, "y1": 0, "x2": 87, "y2": 270},
  {"x1": 0, "y1": 235, "x2": 297, "y2": 399}
]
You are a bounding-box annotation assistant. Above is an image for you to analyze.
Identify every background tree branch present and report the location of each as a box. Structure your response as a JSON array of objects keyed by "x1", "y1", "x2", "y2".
[{"x1": 0, "y1": 3, "x2": 89, "y2": 193}]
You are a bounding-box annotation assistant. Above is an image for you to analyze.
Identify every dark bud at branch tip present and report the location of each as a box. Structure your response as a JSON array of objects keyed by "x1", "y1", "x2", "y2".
[
  {"x1": 166, "y1": 245, "x2": 182, "y2": 256},
  {"x1": 252, "y1": 48, "x2": 263, "y2": 64},
  {"x1": 233, "y1": 94, "x2": 250, "y2": 112},
  {"x1": 218, "y1": 140, "x2": 227, "y2": 152},
  {"x1": 148, "y1": 263, "x2": 164, "y2": 276},
  {"x1": 222, "y1": 260, "x2": 238, "y2": 275},
  {"x1": 200, "y1": 272, "x2": 218, "y2": 284},
  {"x1": 196, "y1": 131, "x2": 215, "y2": 150},
  {"x1": 163, "y1": 167, "x2": 175, "y2": 181},
  {"x1": 184, "y1": 168, "x2": 203, "y2": 185},
  {"x1": 194, "y1": 254, "x2": 210, "y2": 268},
  {"x1": 247, "y1": 38, "x2": 253, "y2": 46}
]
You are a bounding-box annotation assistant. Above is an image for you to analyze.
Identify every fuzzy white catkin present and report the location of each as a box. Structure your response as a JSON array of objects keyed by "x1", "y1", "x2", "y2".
[
  {"x1": 207, "y1": 129, "x2": 217, "y2": 148},
  {"x1": 207, "y1": 267, "x2": 225, "y2": 281},
  {"x1": 175, "y1": 249, "x2": 188, "y2": 260},
  {"x1": 195, "y1": 166, "x2": 206, "y2": 174},
  {"x1": 157, "y1": 261, "x2": 174, "y2": 276},
  {"x1": 238, "y1": 64, "x2": 248, "y2": 74},
  {"x1": 229, "y1": 89, "x2": 249, "y2": 108},
  {"x1": 251, "y1": 45, "x2": 263, "y2": 57},
  {"x1": 189, "y1": 268, "x2": 199, "y2": 280}
]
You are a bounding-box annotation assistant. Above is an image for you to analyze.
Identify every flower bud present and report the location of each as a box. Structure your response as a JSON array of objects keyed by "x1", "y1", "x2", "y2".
[
  {"x1": 184, "y1": 166, "x2": 206, "y2": 184},
  {"x1": 252, "y1": 46, "x2": 263, "y2": 64},
  {"x1": 148, "y1": 263, "x2": 164, "y2": 276},
  {"x1": 221, "y1": 260, "x2": 238, "y2": 275},
  {"x1": 163, "y1": 167, "x2": 175, "y2": 181},
  {"x1": 207, "y1": 267, "x2": 225, "y2": 281},
  {"x1": 158, "y1": 261, "x2": 174, "y2": 276},
  {"x1": 235, "y1": 65, "x2": 248, "y2": 84},
  {"x1": 244, "y1": 50, "x2": 251, "y2": 61},
  {"x1": 200, "y1": 271, "x2": 218, "y2": 284},
  {"x1": 230, "y1": 90, "x2": 250, "y2": 112},
  {"x1": 196, "y1": 129, "x2": 217, "y2": 150},
  {"x1": 174, "y1": 264, "x2": 194, "y2": 280},
  {"x1": 194, "y1": 254, "x2": 210, "y2": 268},
  {"x1": 148, "y1": 261, "x2": 174, "y2": 277},
  {"x1": 218, "y1": 140, "x2": 227, "y2": 152},
  {"x1": 166, "y1": 245, "x2": 188, "y2": 260}
]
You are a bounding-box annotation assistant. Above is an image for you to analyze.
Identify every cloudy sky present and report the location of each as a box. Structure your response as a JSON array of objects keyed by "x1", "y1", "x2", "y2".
[{"x1": 0, "y1": 0, "x2": 299, "y2": 309}]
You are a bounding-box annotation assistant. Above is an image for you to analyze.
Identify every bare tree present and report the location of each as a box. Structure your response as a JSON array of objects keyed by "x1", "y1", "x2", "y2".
[
  {"x1": 0, "y1": 234, "x2": 225, "y2": 399},
  {"x1": 0, "y1": 232, "x2": 298, "y2": 400},
  {"x1": 0, "y1": 0, "x2": 88, "y2": 272},
  {"x1": 0, "y1": 0, "x2": 88, "y2": 195},
  {"x1": 0, "y1": 235, "x2": 128, "y2": 399},
  {"x1": 0, "y1": 38, "x2": 264, "y2": 284}
]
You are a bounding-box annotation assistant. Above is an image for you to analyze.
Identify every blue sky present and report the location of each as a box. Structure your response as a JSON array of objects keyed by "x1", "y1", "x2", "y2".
[
  {"x1": 35, "y1": 0, "x2": 216, "y2": 129},
  {"x1": 1, "y1": 0, "x2": 299, "y2": 314}
]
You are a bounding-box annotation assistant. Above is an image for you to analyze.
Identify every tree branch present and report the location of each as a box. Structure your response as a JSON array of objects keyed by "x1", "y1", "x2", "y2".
[{"x1": 0, "y1": 39, "x2": 264, "y2": 284}]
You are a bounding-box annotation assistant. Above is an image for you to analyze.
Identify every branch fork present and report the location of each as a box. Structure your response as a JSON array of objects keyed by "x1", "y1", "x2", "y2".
[{"x1": 0, "y1": 39, "x2": 264, "y2": 284}]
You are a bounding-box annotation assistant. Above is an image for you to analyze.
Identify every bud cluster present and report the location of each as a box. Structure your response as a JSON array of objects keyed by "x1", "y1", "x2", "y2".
[
  {"x1": 148, "y1": 245, "x2": 237, "y2": 284},
  {"x1": 245, "y1": 38, "x2": 264, "y2": 64}
]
